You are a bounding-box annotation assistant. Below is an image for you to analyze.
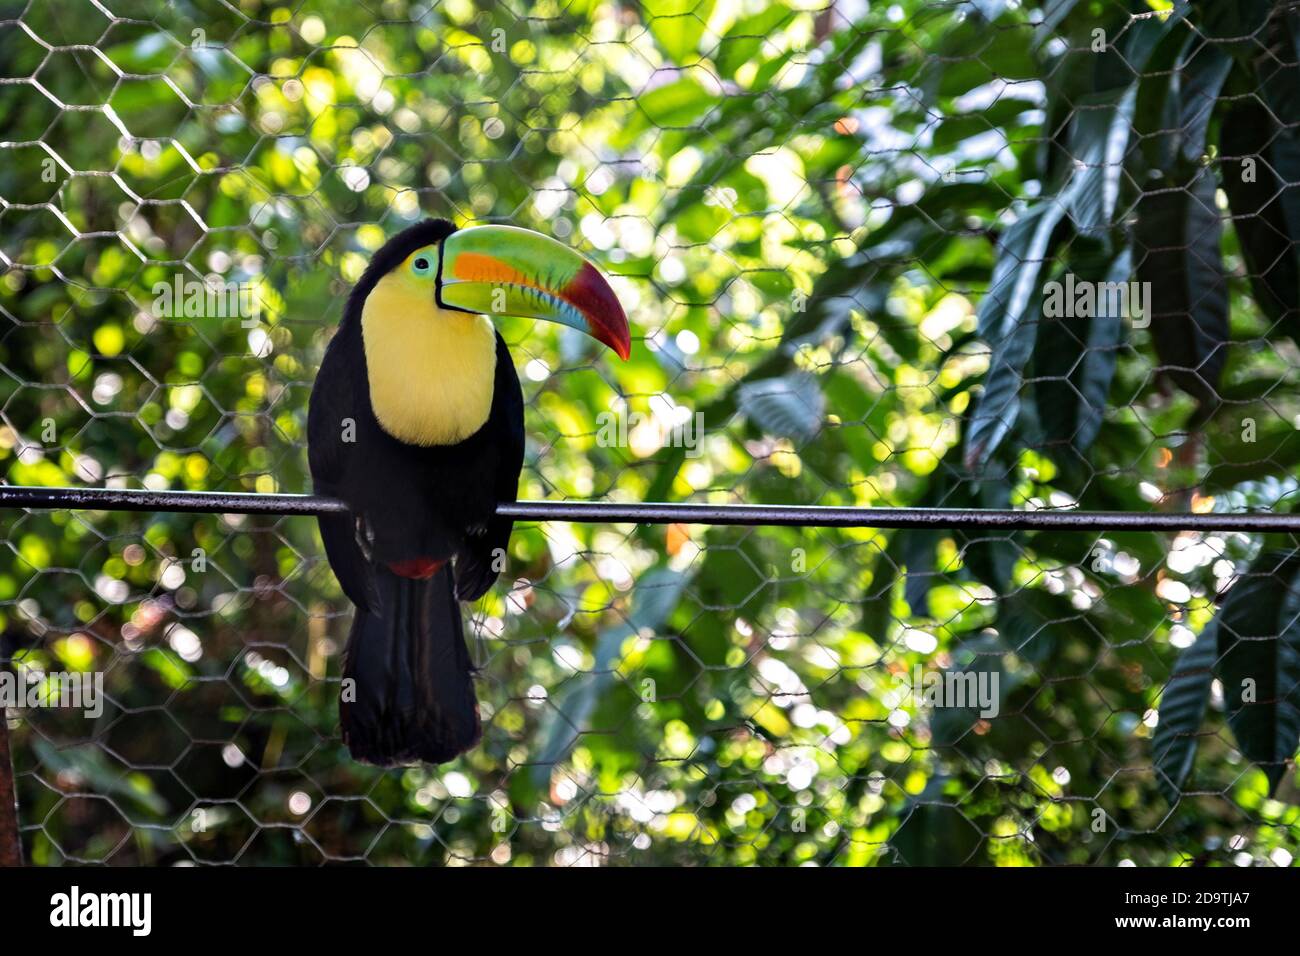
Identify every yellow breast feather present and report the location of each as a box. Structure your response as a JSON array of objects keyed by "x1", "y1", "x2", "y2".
[{"x1": 360, "y1": 271, "x2": 497, "y2": 446}]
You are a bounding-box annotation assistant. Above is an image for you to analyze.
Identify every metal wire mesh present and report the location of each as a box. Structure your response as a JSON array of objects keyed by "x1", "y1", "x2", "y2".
[{"x1": 1, "y1": 0, "x2": 1299, "y2": 866}]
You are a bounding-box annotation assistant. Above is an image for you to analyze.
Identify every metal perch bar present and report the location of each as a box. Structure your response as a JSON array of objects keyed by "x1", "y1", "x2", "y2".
[{"x1": 0, "y1": 484, "x2": 1297, "y2": 532}]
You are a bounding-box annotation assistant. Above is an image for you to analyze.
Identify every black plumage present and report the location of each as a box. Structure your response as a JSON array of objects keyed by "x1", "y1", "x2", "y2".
[{"x1": 308, "y1": 219, "x2": 525, "y2": 765}]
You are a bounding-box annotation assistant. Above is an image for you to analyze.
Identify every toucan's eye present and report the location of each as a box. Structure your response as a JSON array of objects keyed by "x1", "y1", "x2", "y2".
[{"x1": 412, "y1": 256, "x2": 432, "y2": 274}]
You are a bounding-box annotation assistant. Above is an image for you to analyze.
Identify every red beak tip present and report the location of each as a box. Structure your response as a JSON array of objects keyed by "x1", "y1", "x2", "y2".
[
  {"x1": 566, "y1": 262, "x2": 631, "y2": 360},
  {"x1": 593, "y1": 326, "x2": 631, "y2": 361}
]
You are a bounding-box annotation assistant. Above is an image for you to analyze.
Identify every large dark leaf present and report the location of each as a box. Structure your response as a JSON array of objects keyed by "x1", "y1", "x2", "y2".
[
  {"x1": 928, "y1": 633, "x2": 1011, "y2": 748},
  {"x1": 1133, "y1": 25, "x2": 1198, "y2": 172},
  {"x1": 997, "y1": 585, "x2": 1104, "y2": 668},
  {"x1": 1195, "y1": 0, "x2": 1272, "y2": 56},
  {"x1": 1093, "y1": 3, "x2": 1189, "y2": 92},
  {"x1": 1133, "y1": 29, "x2": 1229, "y2": 173},
  {"x1": 1129, "y1": 33, "x2": 1233, "y2": 408},
  {"x1": 902, "y1": 524, "x2": 941, "y2": 616},
  {"x1": 1215, "y1": 551, "x2": 1300, "y2": 793},
  {"x1": 887, "y1": 779, "x2": 985, "y2": 865},
  {"x1": 1220, "y1": 99, "x2": 1300, "y2": 340},
  {"x1": 1151, "y1": 620, "x2": 1219, "y2": 802},
  {"x1": 1032, "y1": 0, "x2": 1082, "y2": 48},
  {"x1": 1226, "y1": 5, "x2": 1300, "y2": 345},
  {"x1": 1175, "y1": 42, "x2": 1233, "y2": 164},
  {"x1": 860, "y1": 535, "x2": 900, "y2": 642},
  {"x1": 1064, "y1": 86, "x2": 1137, "y2": 238},
  {"x1": 1133, "y1": 164, "x2": 1228, "y2": 407},
  {"x1": 964, "y1": 201, "x2": 1067, "y2": 469},
  {"x1": 1034, "y1": 247, "x2": 1129, "y2": 454}
]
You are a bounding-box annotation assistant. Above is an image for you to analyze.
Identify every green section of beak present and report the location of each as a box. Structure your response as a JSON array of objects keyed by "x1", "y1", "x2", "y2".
[{"x1": 438, "y1": 225, "x2": 631, "y2": 360}]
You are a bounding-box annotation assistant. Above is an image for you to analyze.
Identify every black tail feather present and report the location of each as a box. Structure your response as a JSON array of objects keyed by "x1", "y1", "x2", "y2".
[{"x1": 341, "y1": 564, "x2": 480, "y2": 765}]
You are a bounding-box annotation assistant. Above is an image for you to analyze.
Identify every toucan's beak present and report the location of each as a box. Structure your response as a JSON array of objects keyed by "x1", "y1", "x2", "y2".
[{"x1": 437, "y1": 225, "x2": 631, "y2": 361}]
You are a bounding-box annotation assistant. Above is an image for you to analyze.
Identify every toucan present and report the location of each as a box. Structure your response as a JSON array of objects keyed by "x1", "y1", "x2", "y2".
[{"x1": 307, "y1": 218, "x2": 630, "y2": 766}]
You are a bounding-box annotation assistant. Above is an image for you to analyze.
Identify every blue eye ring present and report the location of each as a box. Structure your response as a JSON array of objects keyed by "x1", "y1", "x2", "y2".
[{"x1": 412, "y1": 255, "x2": 433, "y2": 275}]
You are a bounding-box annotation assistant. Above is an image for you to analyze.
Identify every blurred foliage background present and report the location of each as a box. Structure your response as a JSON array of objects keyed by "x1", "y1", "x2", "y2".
[{"x1": 1, "y1": 0, "x2": 1299, "y2": 865}]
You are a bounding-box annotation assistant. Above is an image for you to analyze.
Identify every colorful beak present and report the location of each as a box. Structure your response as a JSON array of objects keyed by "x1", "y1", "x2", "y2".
[{"x1": 437, "y1": 225, "x2": 631, "y2": 361}]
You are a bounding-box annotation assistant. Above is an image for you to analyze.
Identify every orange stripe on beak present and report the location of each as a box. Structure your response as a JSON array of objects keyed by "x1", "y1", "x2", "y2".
[{"x1": 450, "y1": 252, "x2": 533, "y2": 286}]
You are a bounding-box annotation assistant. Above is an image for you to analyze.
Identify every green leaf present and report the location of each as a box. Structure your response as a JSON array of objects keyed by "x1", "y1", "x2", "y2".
[
  {"x1": 736, "y1": 372, "x2": 825, "y2": 442},
  {"x1": 927, "y1": 16, "x2": 1036, "y2": 101},
  {"x1": 1133, "y1": 164, "x2": 1228, "y2": 407},
  {"x1": 1203, "y1": 398, "x2": 1300, "y2": 491},
  {"x1": 612, "y1": 77, "x2": 717, "y2": 148},
  {"x1": 531, "y1": 566, "x2": 690, "y2": 788},
  {"x1": 965, "y1": 201, "x2": 1067, "y2": 470},
  {"x1": 649, "y1": 22, "x2": 871, "y2": 226},
  {"x1": 975, "y1": 200, "x2": 1063, "y2": 337},
  {"x1": 715, "y1": 4, "x2": 793, "y2": 79},
  {"x1": 932, "y1": 100, "x2": 1037, "y2": 152},
  {"x1": 1152, "y1": 621, "x2": 1219, "y2": 802},
  {"x1": 643, "y1": 0, "x2": 715, "y2": 63},
  {"x1": 1215, "y1": 550, "x2": 1300, "y2": 794},
  {"x1": 32, "y1": 738, "x2": 169, "y2": 816}
]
